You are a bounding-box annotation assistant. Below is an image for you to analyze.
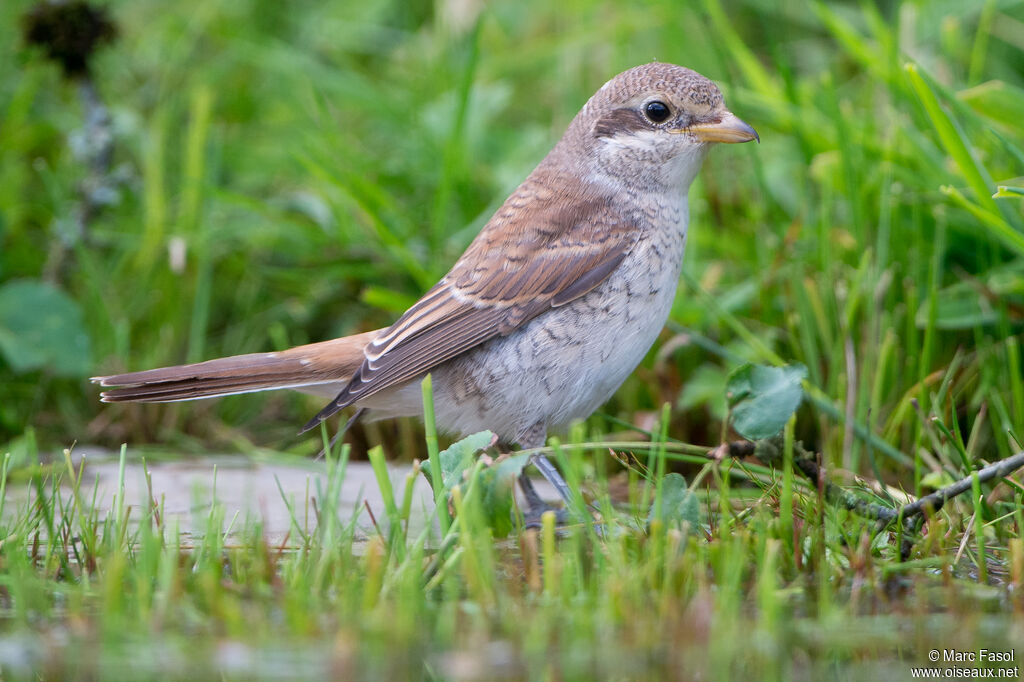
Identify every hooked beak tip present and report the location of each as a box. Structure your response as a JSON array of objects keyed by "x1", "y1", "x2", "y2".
[{"x1": 684, "y1": 111, "x2": 759, "y2": 144}]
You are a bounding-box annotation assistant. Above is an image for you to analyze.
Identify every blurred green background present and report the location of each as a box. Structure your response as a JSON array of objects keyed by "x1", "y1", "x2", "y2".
[{"x1": 2, "y1": 0, "x2": 1022, "y2": 476}]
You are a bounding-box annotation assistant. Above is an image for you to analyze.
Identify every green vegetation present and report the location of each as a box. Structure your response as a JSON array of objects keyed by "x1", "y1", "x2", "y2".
[{"x1": 1, "y1": 0, "x2": 1023, "y2": 678}]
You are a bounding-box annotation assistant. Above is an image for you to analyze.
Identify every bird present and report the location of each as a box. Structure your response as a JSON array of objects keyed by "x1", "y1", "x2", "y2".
[{"x1": 92, "y1": 62, "x2": 758, "y2": 520}]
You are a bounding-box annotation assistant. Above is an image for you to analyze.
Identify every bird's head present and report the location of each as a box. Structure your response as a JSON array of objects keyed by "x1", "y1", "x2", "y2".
[{"x1": 562, "y1": 62, "x2": 758, "y2": 190}]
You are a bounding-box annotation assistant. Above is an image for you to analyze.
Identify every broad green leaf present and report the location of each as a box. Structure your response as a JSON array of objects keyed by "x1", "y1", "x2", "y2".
[
  {"x1": 726, "y1": 363, "x2": 807, "y2": 440},
  {"x1": 420, "y1": 430, "x2": 495, "y2": 490},
  {"x1": 0, "y1": 279, "x2": 91, "y2": 376},
  {"x1": 649, "y1": 473, "x2": 700, "y2": 529},
  {"x1": 478, "y1": 453, "x2": 531, "y2": 538},
  {"x1": 420, "y1": 433, "x2": 527, "y2": 537}
]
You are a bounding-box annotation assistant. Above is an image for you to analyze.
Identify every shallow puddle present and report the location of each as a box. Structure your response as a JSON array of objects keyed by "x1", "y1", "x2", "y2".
[{"x1": 9, "y1": 447, "x2": 444, "y2": 546}]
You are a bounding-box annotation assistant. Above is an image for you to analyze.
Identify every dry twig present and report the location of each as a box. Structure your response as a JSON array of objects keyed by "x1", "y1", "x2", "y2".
[{"x1": 720, "y1": 437, "x2": 1024, "y2": 559}]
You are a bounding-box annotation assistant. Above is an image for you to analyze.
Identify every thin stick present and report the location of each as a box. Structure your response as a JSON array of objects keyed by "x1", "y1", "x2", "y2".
[{"x1": 724, "y1": 437, "x2": 1024, "y2": 528}]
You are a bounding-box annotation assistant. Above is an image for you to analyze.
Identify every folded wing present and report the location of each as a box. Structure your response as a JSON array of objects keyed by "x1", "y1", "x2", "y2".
[{"x1": 304, "y1": 170, "x2": 637, "y2": 431}]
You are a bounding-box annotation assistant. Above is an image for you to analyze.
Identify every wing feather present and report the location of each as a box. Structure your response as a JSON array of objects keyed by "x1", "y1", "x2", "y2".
[{"x1": 303, "y1": 170, "x2": 638, "y2": 431}]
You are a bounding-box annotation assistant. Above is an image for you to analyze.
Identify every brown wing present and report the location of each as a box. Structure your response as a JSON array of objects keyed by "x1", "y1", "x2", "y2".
[{"x1": 302, "y1": 170, "x2": 638, "y2": 431}]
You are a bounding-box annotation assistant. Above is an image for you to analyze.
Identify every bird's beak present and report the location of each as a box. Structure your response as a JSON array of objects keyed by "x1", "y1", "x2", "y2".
[{"x1": 682, "y1": 111, "x2": 759, "y2": 144}]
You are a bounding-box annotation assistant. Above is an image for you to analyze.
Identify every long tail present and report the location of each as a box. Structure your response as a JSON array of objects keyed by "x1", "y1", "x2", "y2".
[{"x1": 92, "y1": 330, "x2": 381, "y2": 403}]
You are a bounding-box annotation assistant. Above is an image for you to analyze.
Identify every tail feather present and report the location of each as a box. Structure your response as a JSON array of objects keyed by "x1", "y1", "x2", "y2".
[{"x1": 92, "y1": 330, "x2": 381, "y2": 403}]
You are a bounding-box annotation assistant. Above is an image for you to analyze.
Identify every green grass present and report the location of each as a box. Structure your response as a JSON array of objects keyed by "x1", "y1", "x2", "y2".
[
  {"x1": 2, "y1": 423, "x2": 1022, "y2": 679},
  {"x1": 2, "y1": 0, "x2": 1024, "y2": 678}
]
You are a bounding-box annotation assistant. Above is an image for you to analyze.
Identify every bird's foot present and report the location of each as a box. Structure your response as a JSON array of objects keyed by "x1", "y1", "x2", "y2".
[
  {"x1": 521, "y1": 504, "x2": 570, "y2": 529},
  {"x1": 517, "y1": 471, "x2": 571, "y2": 528}
]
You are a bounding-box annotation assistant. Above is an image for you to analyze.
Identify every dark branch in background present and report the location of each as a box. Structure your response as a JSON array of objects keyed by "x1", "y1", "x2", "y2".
[
  {"x1": 723, "y1": 437, "x2": 1024, "y2": 560},
  {"x1": 22, "y1": 1, "x2": 120, "y2": 283}
]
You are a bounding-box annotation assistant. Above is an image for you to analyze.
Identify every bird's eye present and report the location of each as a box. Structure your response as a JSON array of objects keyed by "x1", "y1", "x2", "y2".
[{"x1": 644, "y1": 100, "x2": 671, "y2": 123}]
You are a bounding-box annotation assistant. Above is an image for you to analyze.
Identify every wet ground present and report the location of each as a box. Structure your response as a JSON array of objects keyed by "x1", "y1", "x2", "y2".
[
  {"x1": 8, "y1": 447, "x2": 557, "y2": 545},
  {"x1": 9, "y1": 448, "x2": 436, "y2": 544}
]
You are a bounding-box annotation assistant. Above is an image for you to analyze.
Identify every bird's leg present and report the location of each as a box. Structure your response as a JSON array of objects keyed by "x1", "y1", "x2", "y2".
[
  {"x1": 515, "y1": 423, "x2": 573, "y2": 527},
  {"x1": 530, "y1": 453, "x2": 574, "y2": 509},
  {"x1": 517, "y1": 465, "x2": 569, "y2": 528},
  {"x1": 517, "y1": 469, "x2": 548, "y2": 511},
  {"x1": 498, "y1": 436, "x2": 543, "y2": 510}
]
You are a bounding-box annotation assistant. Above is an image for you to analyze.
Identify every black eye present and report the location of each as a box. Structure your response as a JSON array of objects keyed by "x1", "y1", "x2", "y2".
[{"x1": 644, "y1": 100, "x2": 671, "y2": 123}]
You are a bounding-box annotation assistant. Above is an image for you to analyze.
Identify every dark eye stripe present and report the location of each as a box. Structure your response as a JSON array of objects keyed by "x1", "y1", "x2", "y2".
[{"x1": 593, "y1": 108, "x2": 647, "y2": 137}]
